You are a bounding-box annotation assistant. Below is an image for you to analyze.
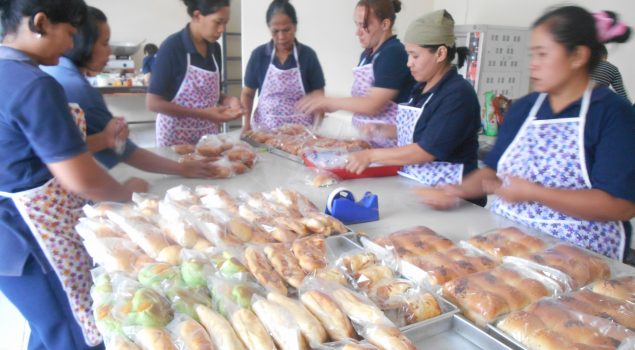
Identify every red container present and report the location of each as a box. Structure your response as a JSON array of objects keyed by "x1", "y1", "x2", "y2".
[{"x1": 303, "y1": 156, "x2": 400, "y2": 180}]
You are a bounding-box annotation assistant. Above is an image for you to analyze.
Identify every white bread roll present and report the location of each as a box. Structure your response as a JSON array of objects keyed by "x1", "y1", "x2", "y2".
[
  {"x1": 134, "y1": 327, "x2": 177, "y2": 350},
  {"x1": 176, "y1": 319, "x2": 214, "y2": 350},
  {"x1": 229, "y1": 308, "x2": 276, "y2": 350},
  {"x1": 300, "y1": 290, "x2": 355, "y2": 341},
  {"x1": 195, "y1": 305, "x2": 245, "y2": 350},
  {"x1": 157, "y1": 245, "x2": 182, "y2": 265},
  {"x1": 331, "y1": 288, "x2": 392, "y2": 327},
  {"x1": 365, "y1": 326, "x2": 416, "y2": 350},
  {"x1": 106, "y1": 335, "x2": 141, "y2": 350},
  {"x1": 252, "y1": 297, "x2": 308, "y2": 350},
  {"x1": 267, "y1": 292, "x2": 328, "y2": 345}
]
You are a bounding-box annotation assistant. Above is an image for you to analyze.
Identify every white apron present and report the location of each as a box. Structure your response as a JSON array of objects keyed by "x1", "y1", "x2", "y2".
[
  {"x1": 351, "y1": 54, "x2": 398, "y2": 148},
  {"x1": 491, "y1": 86, "x2": 626, "y2": 260},
  {"x1": 252, "y1": 45, "x2": 313, "y2": 131},
  {"x1": 0, "y1": 104, "x2": 101, "y2": 346},
  {"x1": 396, "y1": 95, "x2": 464, "y2": 186},
  {"x1": 156, "y1": 53, "x2": 220, "y2": 147}
]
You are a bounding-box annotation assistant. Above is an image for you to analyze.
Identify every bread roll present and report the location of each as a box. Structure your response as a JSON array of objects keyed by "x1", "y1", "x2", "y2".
[
  {"x1": 172, "y1": 144, "x2": 195, "y2": 155},
  {"x1": 300, "y1": 290, "x2": 355, "y2": 341},
  {"x1": 365, "y1": 326, "x2": 416, "y2": 350},
  {"x1": 292, "y1": 236, "x2": 326, "y2": 273},
  {"x1": 244, "y1": 246, "x2": 288, "y2": 295},
  {"x1": 316, "y1": 267, "x2": 348, "y2": 286},
  {"x1": 529, "y1": 244, "x2": 610, "y2": 288},
  {"x1": 591, "y1": 276, "x2": 635, "y2": 302},
  {"x1": 569, "y1": 290, "x2": 635, "y2": 329},
  {"x1": 331, "y1": 288, "x2": 392, "y2": 327},
  {"x1": 229, "y1": 308, "x2": 276, "y2": 350},
  {"x1": 195, "y1": 305, "x2": 245, "y2": 350},
  {"x1": 339, "y1": 252, "x2": 377, "y2": 274},
  {"x1": 267, "y1": 292, "x2": 328, "y2": 346},
  {"x1": 107, "y1": 335, "x2": 141, "y2": 350},
  {"x1": 403, "y1": 292, "x2": 442, "y2": 324},
  {"x1": 176, "y1": 319, "x2": 215, "y2": 350},
  {"x1": 264, "y1": 244, "x2": 306, "y2": 288},
  {"x1": 354, "y1": 265, "x2": 394, "y2": 291},
  {"x1": 498, "y1": 310, "x2": 547, "y2": 346},
  {"x1": 252, "y1": 297, "x2": 309, "y2": 350},
  {"x1": 134, "y1": 327, "x2": 177, "y2": 350},
  {"x1": 192, "y1": 239, "x2": 213, "y2": 251},
  {"x1": 157, "y1": 245, "x2": 182, "y2": 265}
]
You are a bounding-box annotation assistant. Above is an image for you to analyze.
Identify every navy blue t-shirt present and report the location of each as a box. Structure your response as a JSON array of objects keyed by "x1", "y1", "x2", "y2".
[
  {"x1": 149, "y1": 24, "x2": 223, "y2": 101},
  {"x1": 41, "y1": 57, "x2": 138, "y2": 169},
  {"x1": 142, "y1": 55, "x2": 155, "y2": 74},
  {"x1": 408, "y1": 68, "x2": 481, "y2": 175},
  {"x1": 244, "y1": 41, "x2": 325, "y2": 95},
  {"x1": 359, "y1": 35, "x2": 415, "y2": 103},
  {"x1": 0, "y1": 47, "x2": 87, "y2": 276},
  {"x1": 485, "y1": 86, "x2": 635, "y2": 250}
]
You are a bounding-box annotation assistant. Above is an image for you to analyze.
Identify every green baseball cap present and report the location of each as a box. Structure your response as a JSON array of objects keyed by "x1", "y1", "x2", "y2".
[{"x1": 405, "y1": 9, "x2": 456, "y2": 47}]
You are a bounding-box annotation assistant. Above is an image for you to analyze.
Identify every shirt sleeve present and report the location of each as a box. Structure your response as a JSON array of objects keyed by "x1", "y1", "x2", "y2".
[
  {"x1": 587, "y1": 102, "x2": 635, "y2": 203},
  {"x1": 148, "y1": 41, "x2": 179, "y2": 100},
  {"x1": 372, "y1": 45, "x2": 410, "y2": 91},
  {"x1": 416, "y1": 89, "x2": 479, "y2": 160},
  {"x1": 302, "y1": 46, "x2": 325, "y2": 93},
  {"x1": 244, "y1": 48, "x2": 261, "y2": 90},
  {"x1": 16, "y1": 77, "x2": 87, "y2": 163}
]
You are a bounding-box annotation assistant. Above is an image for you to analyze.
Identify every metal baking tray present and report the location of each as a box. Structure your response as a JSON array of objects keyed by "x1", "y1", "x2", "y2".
[
  {"x1": 267, "y1": 147, "x2": 305, "y2": 164},
  {"x1": 239, "y1": 136, "x2": 270, "y2": 150},
  {"x1": 403, "y1": 314, "x2": 513, "y2": 350},
  {"x1": 325, "y1": 233, "x2": 364, "y2": 261},
  {"x1": 488, "y1": 324, "x2": 527, "y2": 350}
]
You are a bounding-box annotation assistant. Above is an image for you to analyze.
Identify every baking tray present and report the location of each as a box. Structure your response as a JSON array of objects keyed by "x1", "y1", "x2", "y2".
[
  {"x1": 403, "y1": 314, "x2": 513, "y2": 350},
  {"x1": 239, "y1": 136, "x2": 270, "y2": 150},
  {"x1": 267, "y1": 147, "x2": 305, "y2": 164},
  {"x1": 488, "y1": 324, "x2": 527, "y2": 350}
]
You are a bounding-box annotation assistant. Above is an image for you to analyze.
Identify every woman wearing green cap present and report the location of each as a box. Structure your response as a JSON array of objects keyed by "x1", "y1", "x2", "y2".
[{"x1": 345, "y1": 10, "x2": 484, "y2": 206}]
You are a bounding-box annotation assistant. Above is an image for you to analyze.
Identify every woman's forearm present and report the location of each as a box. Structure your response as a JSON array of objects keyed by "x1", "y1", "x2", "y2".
[{"x1": 532, "y1": 187, "x2": 635, "y2": 221}]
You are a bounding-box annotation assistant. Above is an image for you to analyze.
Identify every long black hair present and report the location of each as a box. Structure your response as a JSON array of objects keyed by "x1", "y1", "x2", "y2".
[
  {"x1": 0, "y1": 0, "x2": 86, "y2": 38},
  {"x1": 533, "y1": 6, "x2": 631, "y2": 72},
  {"x1": 181, "y1": 0, "x2": 230, "y2": 17},
  {"x1": 64, "y1": 6, "x2": 106, "y2": 68},
  {"x1": 266, "y1": 0, "x2": 297, "y2": 26}
]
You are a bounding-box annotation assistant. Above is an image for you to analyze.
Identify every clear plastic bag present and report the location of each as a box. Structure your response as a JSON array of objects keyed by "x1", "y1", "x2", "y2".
[
  {"x1": 84, "y1": 237, "x2": 148, "y2": 275},
  {"x1": 75, "y1": 217, "x2": 125, "y2": 240},
  {"x1": 251, "y1": 294, "x2": 308, "y2": 350},
  {"x1": 587, "y1": 275, "x2": 635, "y2": 305},
  {"x1": 365, "y1": 226, "x2": 455, "y2": 260},
  {"x1": 106, "y1": 207, "x2": 168, "y2": 259},
  {"x1": 462, "y1": 227, "x2": 548, "y2": 262},
  {"x1": 243, "y1": 245, "x2": 289, "y2": 295},
  {"x1": 263, "y1": 243, "x2": 306, "y2": 289},
  {"x1": 166, "y1": 313, "x2": 214, "y2": 350},
  {"x1": 195, "y1": 304, "x2": 245, "y2": 350},
  {"x1": 131, "y1": 192, "x2": 161, "y2": 216}
]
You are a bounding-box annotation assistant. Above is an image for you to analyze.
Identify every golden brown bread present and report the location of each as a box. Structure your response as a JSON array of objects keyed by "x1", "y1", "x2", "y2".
[
  {"x1": 409, "y1": 247, "x2": 497, "y2": 286},
  {"x1": 229, "y1": 308, "x2": 276, "y2": 350},
  {"x1": 331, "y1": 288, "x2": 391, "y2": 327},
  {"x1": 591, "y1": 276, "x2": 635, "y2": 303},
  {"x1": 264, "y1": 244, "x2": 306, "y2": 288},
  {"x1": 176, "y1": 319, "x2": 215, "y2": 350},
  {"x1": 292, "y1": 236, "x2": 326, "y2": 273},
  {"x1": 244, "y1": 246, "x2": 288, "y2": 295},
  {"x1": 134, "y1": 327, "x2": 177, "y2": 350},
  {"x1": 567, "y1": 290, "x2": 635, "y2": 329},
  {"x1": 196, "y1": 305, "x2": 246, "y2": 350},
  {"x1": 364, "y1": 326, "x2": 416, "y2": 350},
  {"x1": 528, "y1": 244, "x2": 610, "y2": 288},
  {"x1": 300, "y1": 290, "x2": 355, "y2": 341},
  {"x1": 267, "y1": 292, "x2": 328, "y2": 346},
  {"x1": 339, "y1": 252, "x2": 377, "y2": 274},
  {"x1": 251, "y1": 297, "x2": 309, "y2": 350},
  {"x1": 466, "y1": 227, "x2": 545, "y2": 261},
  {"x1": 354, "y1": 265, "x2": 394, "y2": 291},
  {"x1": 403, "y1": 292, "x2": 442, "y2": 324}
]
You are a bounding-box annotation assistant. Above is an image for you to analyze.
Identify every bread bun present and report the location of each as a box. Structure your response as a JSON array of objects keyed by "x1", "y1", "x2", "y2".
[
  {"x1": 172, "y1": 144, "x2": 195, "y2": 155},
  {"x1": 157, "y1": 245, "x2": 182, "y2": 265},
  {"x1": 264, "y1": 244, "x2": 306, "y2": 288},
  {"x1": 134, "y1": 327, "x2": 177, "y2": 350},
  {"x1": 354, "y1": 265, "x2": 394, "y2": 291},
  {"x1": 229, "y1": 308, "x2": 276, "y2": 350},
  {"x1": 365, "y1": 326, "x2": 416, "y2": 350},
  {"x1": 267, "y1": 292, "x2": 328, "y2": 346},
  {"x1": 591, "y1": 276, "x2": 635, "y2": 302},
  {"x1": 331, "y1": 288, "x2": 391, "y2": 327},
  {"x1": 300, "y1": 290, "x2": 355, "y2": 341},
  {"x1": 252, "y1": 297, "x2": 309, "y2": 350},
  {"x1": 292, "y1": 236, "x2": 326, "y2": 273},
  {"x1": 176, "y1": 319, "x2": 214, "y2": 350},
  {"x1": 244, "y1": 246, "x2": 288, "y2": 295},
  {"x1": 403, "y1": 292, "x2": 442, "y2": 324},
  {"x1": 339, "y1": 252, "x2": 377, "y2": 274},
  {"x1": 315, "y1": 267, "x2": 348, "y2": 286},
  {"x1": 196, "y1": 305, "x2": 246, "y2": 350}
]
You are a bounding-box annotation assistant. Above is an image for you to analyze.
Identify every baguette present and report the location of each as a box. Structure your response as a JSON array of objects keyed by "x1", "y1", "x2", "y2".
[
  {"x1": 300, "y1": 290, "x2": 355, "y2": 341},
  {"x1": 267, "y1": 292, "x2": 328, "y2": 346}
]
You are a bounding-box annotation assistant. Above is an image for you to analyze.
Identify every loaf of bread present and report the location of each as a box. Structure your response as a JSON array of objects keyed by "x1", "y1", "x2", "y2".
[
  {"x1": 373, "y1": 226, "x2": 455, "y2": 259},
  {"x1": 264, "y1": 244, "x2": 306, "y2": 288},
  {"x1": 364, "y1": 326, "x2": 416, "y2": 350},
  {"x1": 300, "y1": 290, "x2": 356, "y2": 341},
  {"x1": 244, "y1": 246, "x2": 288, "y2": 295},
  {"x1": 354, "y1": 265, "x2": 394, "y2": 291},
  {"x1": 292, "y1": 236, "x2": 327, "y2": 273},
  {"x1": 229, "y1": 308, "x2": 276, "y2": 350},
  {"x1": 466, "y1": 227, "x2": 546, "y2": 261},
  {"x1": 175, "y1": 318, "x2": 215, "y2": 350},
  {"x1": 527, "y1": 244, "x2": 610, "y2": 289},
  {"x1": 196, "y1": 305, "x2": 246, "y2": 350},
  {"x1": 408, "y1": 247, "x2": 498, "y2": 286},
  {"x1": 563, "y1": 289, "x2": 635, "y2": 329},
  {"x1": 331, "y1": 288, "x2": 392, "y2": 327},
  {"x1": 339, "y1": 252, "x2": 378, "y2": 274},
  {"x1": 590, "y1": 276, "x2": 635, "y2": 303},
  {"x1": 134, "y1": 327, "x2": 177, "y2": 350},
  {"x1": 315, "y1": 267, "x2": 349, "y2": 286},
  {"x1": 267, "y1": 292, "x2": 328, "y2": 346},
  {"x1": 252, "y1": 296, "x2": 309, "y2": 350}
]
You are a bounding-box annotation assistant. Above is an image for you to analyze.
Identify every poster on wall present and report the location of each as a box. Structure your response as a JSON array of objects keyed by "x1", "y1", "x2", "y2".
[{"x1": 463, "y1": 32, "x2": 482, "y2": 89}]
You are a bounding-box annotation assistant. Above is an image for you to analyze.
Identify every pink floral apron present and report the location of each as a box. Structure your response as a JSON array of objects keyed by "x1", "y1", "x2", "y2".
[
  {"x1": 252, "y1": 46, "x2": 313, "y2": 131},
  {"x1": 491, "y1": 86, "x2": 626, "y2": 260},
  {"x1": 156, "y1": 53, "x2": 220, "y2": 147},
  {"x1": 396, "y1": 95, "x2": 464, "y2": 186},
  {"x1": 351, "y1": 55, "x2": 398, "y2": 148},
  {"x1": 0, "y1": 104, "x2": 101, "y2": 346}
]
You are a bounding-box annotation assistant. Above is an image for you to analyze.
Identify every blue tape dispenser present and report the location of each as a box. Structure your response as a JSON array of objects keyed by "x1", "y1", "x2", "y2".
[{"x1": 325, "y1": 187, "x2": 379, "y2": 225}]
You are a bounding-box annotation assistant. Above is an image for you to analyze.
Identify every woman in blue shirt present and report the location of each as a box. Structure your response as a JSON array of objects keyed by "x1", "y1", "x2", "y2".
[
  {"x1": 346, "y1": 10, "x2": 483, "y2": 207},
  {"x1": 241, "y1": 0, "x2": 325, "y2": 132},
  {"x1": 0, "y1": 0, "x2": 147, "y2": 349},
  {"x1": 297, "y1": 0, "x2": 415, "y2": 147},
  {"x1": 421, "y1": 6, "x2": 635, "y2": 261},
  {"x1": 43, "y1": 6, "x2": 221, "y2": 178},
  {"x1": 146, "y1": 0, "x2": 243, "y2": 147}
]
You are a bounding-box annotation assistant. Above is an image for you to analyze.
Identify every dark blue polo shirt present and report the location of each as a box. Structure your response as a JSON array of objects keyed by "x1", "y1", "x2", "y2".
[
  {"x1": 142, "y1": 55, "x2": 155, "y2": 74},
  {"x1": 408, "y1": 68, "x2": 481, "y2": 175},
  {"x1": 359, "y1": 35, "x2": 415, "y2": 103},
  {"x1": 41, "y1": 57, "x2": 138, "y2": 169},
  {"x1": 149, "y1": 24, "x2": 223, "y2": 101},
  {"x1": 244, "y1": 40, "x2": 325, "y2": 95},
  {"x1": 0, "y1": 47, "x2": 87, "y2": 276}
]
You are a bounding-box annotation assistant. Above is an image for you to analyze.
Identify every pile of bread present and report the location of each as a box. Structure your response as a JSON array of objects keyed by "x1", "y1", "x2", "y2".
[
  {"x1": 171, "y1": 134, "x2": 258, "y2": 178},
  {"x1": 498, "y1": 276, "x2": 635, "y2": 350},
  {"x1": 242, "y1": 124, "x2": 371, "y2": 158}
]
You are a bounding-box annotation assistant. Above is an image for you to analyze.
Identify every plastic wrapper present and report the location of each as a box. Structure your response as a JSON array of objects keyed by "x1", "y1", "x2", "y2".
[
  {"x1": 251, "y1": 294, "x2": 308, "y2": 350},
  {"x1": 83, "y1": 202, "x2": 130, "y2": 219},
  {"x1": 315, "y1": 340, "x2": 378, "y2": 350},
  {"x1": 196, "y1": 134, "x2": 233, "y2": 157},
  {"x1": 229, "y1": 305, "x2": 276, "y2": 350},
  {"x1": 187, "y1": 206, "x2": 243, "y2": 247},
  {"x1": 303, "y1": 149, "x2": 349, "y2": 169},
  {"x1": 553, "y1": 289, "x2": 635, "y2": 329},
  {"x1": 156, "y1": 245, "x2": 183, "y2": 265},
  {"x1": 75, "y1": 217, "x2": 125, "y2": 240},
  {"x1": 104, "y1": 334, "x2": 140, "y2": 350},
  {"x1": 267, "y1": 292, "x2": 328, "y2": 346},
  {"x1": 131, "y1": 193, "x2": 161, "y2": 216},
  {"x1": 106, "y1": 208, "x2": 169, "y2": 259},
  {"x1": 166, "y1": 314, "x2": 213, "y2": 350},
  {"x1": 177, "y1": 152, "x2": 221, "y2": 164},
  {"x1": 158, "y1": 200, "x2": 204, "y2": 249},
  {"x1": 84, "y1": 237, "x2": 150, "y2": 275},
  {"x1": 305, "y1": 167, "x2": 340, "y2": 188},
  {"x1": 292, "y1": 235, "x2": 327, "y2": 273},
  {"x1": 131, "y1": 326, "x2": 177, "y2": 350},
  {"x1": 91, "y1": 267, "x2": 114, "y2": 306},
  {"x1": 209, "y1": 277, "x2": 265, "y2": 315},
  {"x1": 165, "y1": 185, "x2": 200, "y2": 208},
  {"x1": 588, "y1": 275, "x2": 635, "y2": 304},
  {"x1": 123, "y1": 287, "x2": 174, "y2": 328},
  {"x1": 497, "y1": 297, "x2": 635, "y2": 350},
  {"x1": 204, "y1": 247, "x2": 253, "y2": 282},
  {"x1": 195, "y1": 304, "x2": 246, "y2": 350},
  {"x1": 171, "y1": 144, "x2": 196, "y2": 155},
  {"x1": 335, "y1": 249, "x2": 399, "y2": 292},
  {"x1": 225, "y1": 141, "x2": 258, "y2": 168},
  {"x1": 369, "y1": 226, "x2": 455, "y2": 260},
  {"x1": 462, "y1": 227, "x2": 547, "y2": 262},
  {"x1": 516, "y1": 243, "x2": 612, "y2": 290},
  {"x1": 137, "y1": 263, "x2": 182, "y2": 290},
  {"x1": 442, "y1": 263, "x2": 560, "y2": 326},
  {"x1": 195, "y1": 185, "x2": 239, "y2": 213},
  {"x1": 263, "y1": 188, "x2": 319, "y2": 215},
  {"x1": 263, "y1": 243, "x2": 306, "y2": 289},
  {"x1": 179, "y1": 250, "x2": 216, "y2": 289},
  {"x1": 244, "y1": 245, "x2": 289, "y2": 295},
  {"x1": 165, "y1": 284, "x2": 213, "y2": 322},
  {"x1": 313, "y1": 266, "x2": 350, "y2": 286}
]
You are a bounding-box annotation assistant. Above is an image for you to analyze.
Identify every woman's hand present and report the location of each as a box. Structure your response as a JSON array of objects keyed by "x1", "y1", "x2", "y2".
[
  {"x1": 103, "y1": 117, "x2": 128, "y2": 149},
  {"x1": 345, "y1": 150, "x2": 374, "y2": 174},
  {"x1": 178, "y1": 160, "x2": 223, "y2": 178},
  {"x1": 222, "y1": 95, "x2": 242, "y2": 110},
  {"x1": 296, "y1": 95, "x2": 334, "y2": 115},
  {"x1": 416, "y1": 186, "x2": 463, "y2": 210},
  {"x1": 203, "y1": 106, "x2": 243, "y2": 122},
  {"x1": 485, "y1": 176, "x2": 539, "y2": 203},
  {"x1": 122, "y1": 177, "x2": 149, "y2": 193}
]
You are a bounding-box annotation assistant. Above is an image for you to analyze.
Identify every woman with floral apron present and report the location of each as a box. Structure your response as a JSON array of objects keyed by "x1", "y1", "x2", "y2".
[
  {"x1": 345, "y1": 10, "x2": 482, "y2": 201},
  {"x1": 420, "y1": 6, "x2": 635, "y2": 260},
  {"x1": 296, "y1": 0, "x2": 414, "y2": 148},
  {"x1": 242, "y1": 0, "x2": 325, "y2": 133},
  {"x1": 147, "y1": 0, "x2": 242, "y2": 147},
  {"x1": 0, "y1": 4, "x2": 148, "y2": 348}
]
